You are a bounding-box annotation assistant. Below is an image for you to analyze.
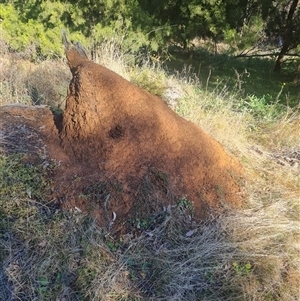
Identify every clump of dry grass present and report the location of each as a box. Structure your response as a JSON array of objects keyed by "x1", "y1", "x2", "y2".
[
  {"x1": 0, "y1": 56, "x2": 33, "y2": 105},
  {"x1": 91, "y1": 38, "x2": 133, "y2": 81},
  {"x1": 0, "y1": 54, "x2": 70, "y2": 109},
  {"x1": 91, "y1": 40, "x2": 173, "y2": 101},
  {"x1": 129, "y1": 59, "x2": 169, "y2": 99},
  {"x1": 25, "y1": 60, "x2": 70, "y2": 109},
  {"x1": 119, "y1": 189, "x2": 299, "y2": 300}
]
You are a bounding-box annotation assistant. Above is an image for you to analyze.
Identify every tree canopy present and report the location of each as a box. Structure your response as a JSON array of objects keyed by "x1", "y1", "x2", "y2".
[{"x1": 0, "y1": 0, "x2": 299, "y2": 71}]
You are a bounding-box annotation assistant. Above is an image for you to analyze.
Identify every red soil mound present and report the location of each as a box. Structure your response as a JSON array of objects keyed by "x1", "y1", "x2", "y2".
[
  {"x1": 58, "y1": 41, "x2": 245, "y2": 228},
  {"x1": 0, "y1": 40, "x2": 245, "y2": 232}
]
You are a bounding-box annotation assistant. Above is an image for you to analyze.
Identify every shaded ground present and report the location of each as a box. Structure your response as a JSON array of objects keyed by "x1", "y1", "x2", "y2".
[{"x1": 165, "y1": 47, "x2": 300, "y2": 107}]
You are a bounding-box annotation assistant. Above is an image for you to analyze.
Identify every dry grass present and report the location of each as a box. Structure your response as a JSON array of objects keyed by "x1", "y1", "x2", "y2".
[
  {"x1": 0, "y1": 42, "x2": 299, "y2": 301},
  {"x1": 0, "y1": 56, "x2": 33, "y2": 105},
  {"x1": 129, "y1": 59, "x2": 169, "y2": 99},
  {"x1": 0, "y1": 54, "x2": 70, "y2": 109},
  {"x1": 122, "y1": 203, "x2": 299, "y2": 300},
  {"x1": 167, "y1": 72, "x2": 299, "y2": 300},
  {"x1": 25, "y1": 60, "x2": 70, "y2": 109},
  {"x1": 91, "y1": 39, "x2": 133, "y2": 81}
]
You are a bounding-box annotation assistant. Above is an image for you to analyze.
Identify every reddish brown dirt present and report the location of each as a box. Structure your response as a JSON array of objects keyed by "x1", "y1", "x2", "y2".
[
  {"x1": 60, "y1": 45, "x2": 245, "y2": 226},
  {"x1": 0, "y1": 105, "x2": 61, "y2": 157},
  {"x1": 0, "y1": 46, "x2": 245, "y2": 232}
]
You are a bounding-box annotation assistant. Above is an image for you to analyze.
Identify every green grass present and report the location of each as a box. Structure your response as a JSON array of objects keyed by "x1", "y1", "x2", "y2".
[
  {"x1": 0, "y1": 40, "x2": 299, "y2": 301},
  {"x1": 165, "y1": 47, "x2": 299, "y2": 107}
]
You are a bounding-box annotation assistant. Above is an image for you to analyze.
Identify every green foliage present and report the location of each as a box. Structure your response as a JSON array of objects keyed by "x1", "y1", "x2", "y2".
[
  {"x1": 90, "y1": 16, "x2": 150, "y2": 54},
  {"x1": 262, "y1": 0, "x2": 300, "y2": 50},
  {"x1": 238, "y1": 94, "x2": 285, "y2": 120},
  {"x1": 1, "y1": 0, "x2": 299, "y2": 70},
  {"x1": 223, "y1": 15, "x2": 265, "y2": 51},
  {"x1": 177, "y1": 196, "x2": 194, "y2": 213},
  {"x1": 0, "y1": 0, "x2": 152, "y2": 59},
  {"x1": 138, "y1": 0, "x2": 230, "y2": 49},
  {"x1": 0, "y1": 3, "x2": 64, "y2": 58}
]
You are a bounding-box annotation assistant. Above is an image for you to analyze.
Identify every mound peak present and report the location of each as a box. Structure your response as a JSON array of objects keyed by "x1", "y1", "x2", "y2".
[{"x1": 62, "y1": 30, "x2": 89, "y2": 73}]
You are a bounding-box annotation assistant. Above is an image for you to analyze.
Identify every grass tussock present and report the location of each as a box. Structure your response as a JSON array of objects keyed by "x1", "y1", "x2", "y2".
[
  {"x1": 0, "y1": 41, "x2": 299, "y2": 301},
  {"x1": 0, "y1": 56, "x2": 33, "y2": 105},
  {"x1": 124, "y1": 201, "x2": 299, "y2": 301},
  {"x1": 91, "y1": 38, "x2": 133, "y2": 81},
  {"x1": 0, "y1": 54, "x2": 70, "y2": 109},
  {"x1": 130, "y1": 60, "x2": 169, "y2": 99}
]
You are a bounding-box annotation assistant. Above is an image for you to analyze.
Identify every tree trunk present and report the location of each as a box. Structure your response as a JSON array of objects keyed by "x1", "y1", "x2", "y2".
[
  {"x1": 274, "y1": 0, "x2": 299, "y2": 73},
  {"x1": 274, "y1": 42, "x2": 290, "y2": 73}
]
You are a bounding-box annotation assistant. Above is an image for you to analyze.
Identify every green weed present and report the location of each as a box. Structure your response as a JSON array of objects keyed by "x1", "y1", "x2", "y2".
[
  {"x1": 177, "y1": 196, "x2": 194, "y2": 213},
  {"x1": 238, "y1": 94, "x2": 285, "y2": 120},
  {"x1": 232, "y1": 261, "x2": 253, "y2": 276}
]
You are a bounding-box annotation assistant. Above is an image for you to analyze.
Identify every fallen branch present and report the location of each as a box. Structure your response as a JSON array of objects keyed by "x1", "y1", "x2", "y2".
[{"x1": 234, "y1": 52, "x2": 300, "y2": 58}]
